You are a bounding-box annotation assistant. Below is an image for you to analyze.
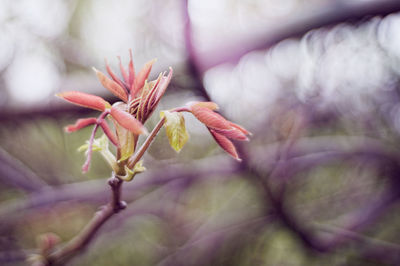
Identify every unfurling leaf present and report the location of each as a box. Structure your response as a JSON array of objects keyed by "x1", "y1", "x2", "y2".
[
  {"x1": 190, "y1": 106, "x2": 231, "y2": 130},
  {"x1": 132, "y1": 59, "x2": 156, "y2": 96},
  {"x1": 99, "y1": 120, "x2": 119, "y2": 146},
  {"x1": 188, "y1": 101, "x2": 219, "y2": 111},
  {"x1": 119, "y1": 161, "x2": 146, "y2": 181},
  {"x1": 209, "y1": 129, "x2": 241, "y2": 161},
  {"x1": 93, "y1": 68, "x2": 128, "y2": 102},
  {"x1": 78, "y1": 134, "x2": 118, "y2": 172},
  {"x1": 161, "y1": 110, "x2": 189, "y2": 152},
  {"x1": 110, "y1": 106, "x2": 147, "y2": 135},
  {"x1": 56, "y1": 91, "x2": 111, "y2": 111},
  {"x1": 105, "y1": 59, "x2": 126, "y2": 89},
  {"x1": 65, "y1": 118, "x2": 97, "y2": 132},
  {"x1": 111, "y1": 103, "x2": 135, "y2": 161}
]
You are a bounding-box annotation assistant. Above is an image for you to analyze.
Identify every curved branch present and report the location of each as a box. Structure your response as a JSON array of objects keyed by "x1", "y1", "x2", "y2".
[
  {"x1": 197, "y1": 0, "x2": 400, "y2": 72},
  {"x1": 45, "y1": 175, "x2": 125, "y2": 265}
]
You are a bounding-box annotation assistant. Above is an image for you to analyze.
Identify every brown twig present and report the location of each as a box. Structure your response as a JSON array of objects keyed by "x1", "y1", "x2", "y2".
[{"x1": 44, "y1": 175, "x2": 125, "y2": 265}]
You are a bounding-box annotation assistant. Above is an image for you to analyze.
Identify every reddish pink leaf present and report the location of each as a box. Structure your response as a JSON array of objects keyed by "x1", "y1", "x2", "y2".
[
  {"x1": 140, "y1": 68, "x2": 173, "y2": 123},
  {"x1": 105, "y1": 59, "x2": 126, "y2": 89},
  {"x1": 132, "y1": 59, "x2": 156, "y2": 96},
  {"x1": 190, "y1": 101, "x2": 219, "y2": 111},
  {"x1": 191, "y1": 106, "x2": 231, "y2": 130},
  {"x1": 94, "y1": 68, "x2": 128, "y2": 102},
  {"x1": 212, "y1": 128, "x2": 249, "y2": 141},
  {"x1": 118, "y1": 56, "x2": 129, "y2": 85},
  {"x1": 57, "y1": 91, "x2": 110, "y2": 111},
  {"x1": 100, "y1": 120, "x2": 119, "y2": 146},
  {"x1": 110, "y1": 106, "x2": 147, "y2": 135},
  {"x1": 209, "y1": 129, "x2": 241, "y2": 161},
  {"x1": 65, "y1": 117, "x2": 97, "y2": 132},
  {"x1": 154, "y1": 67, "x2": 173, "y2": 102},
  {"x1": 229, "y1": 122, "x2": 252, "y2": 136},
  {"x1": 128, "y1": 49, "x2": 135, "y2": 87}
]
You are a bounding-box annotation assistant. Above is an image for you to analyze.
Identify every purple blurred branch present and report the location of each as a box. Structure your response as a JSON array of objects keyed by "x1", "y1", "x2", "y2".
[
  {"x1": 0, "y1": 147, "x2": 49, "y2": 192},
  {"x1": 182, "y1": 0, "x2": 210, "y2": 101},
  {"x1": 0, "y1": 156, "x2": 237, "y2": 224},
  {"x1": 247, "y1": 134, "x2": 400, "y2": 255},
  {"x1": 196, "y1": 0, "x2": 400, "y2": 73}
]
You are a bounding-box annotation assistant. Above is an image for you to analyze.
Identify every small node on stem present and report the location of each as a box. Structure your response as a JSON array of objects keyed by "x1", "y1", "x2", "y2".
[
  {"x1": 119, "y1": 201, "x2": 127, "y2": 210},
  {"x1": 107, "y1": 175, "x2": 121, "y2": 187}
]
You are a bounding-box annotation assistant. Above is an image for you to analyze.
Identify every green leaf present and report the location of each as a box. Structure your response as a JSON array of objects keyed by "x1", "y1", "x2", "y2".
[
  {"x1": 160, "y1": 110, "x2": 189, "y2": 152},
  {"x1": 78, "y1": 134, "x2": 119, "y2": 172},
  {"x1": 119, "y1": 160, "x2": 146, "y2": 182}
]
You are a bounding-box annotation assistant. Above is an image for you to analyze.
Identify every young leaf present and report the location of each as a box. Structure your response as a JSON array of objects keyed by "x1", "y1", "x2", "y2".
[
  {"x1": 93, "y1": 68, "x2": 128, "y2": 102},
  {"x1": 128, "y1": 49, "x2": 135, "y2": 86},
  {"x1": 78, "y1": 134, "x2": 119, "y2": 173},
  {"x1": 65, "y1": 117, "x2": 97, "y2": 133},
  {"x1": 132, "y1": 59, "x2": 156, "y2": 96},
  {"x1": 209, "y1": 128, "x2": 241, "y2": 161},
  {"x1": 229, "y1": 121, "x2": 252, "y2": 136},
  {"x1": 56, "y1": 91, "x2": 111, "y2": 111},
  {"x1": 111, "y1": 103, "x2": 135, "y2": 161},
  {"x1": 189, "y1": 101, "x2": 219, "y2": 111},
  {"x1": 120, "y1": 161, "x2": 146, "y2": 182},
  {"x1": 190, "y1": 106, "x2": 231, "y2": 130},
  {"x1": 99, "y1": 120, "x2": 119, "y2": 146},
  {"x1": 110, "y1": 106, "x2": 147, "y2": 135},
  {"x1": 118, "y1": 56, "x2": 129, "y2": 85},
  {"x1": 161, "y1": 111, "x2": 189, "y2": 152},
  {"x1": 105, "y1": 59, "x2": 126, "y2": 89},
  {"x1": 212, "y1": 128, "x2": 249, "y2": 141}
]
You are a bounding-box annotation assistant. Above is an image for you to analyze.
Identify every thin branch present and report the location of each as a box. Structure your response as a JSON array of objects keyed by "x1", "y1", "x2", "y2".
[
  {"x1": 0, "y1": 147, "x2": 49, "y2": 192},
  {"x1": 44, "y1": 175, "x2": 125, "y2": 265}
]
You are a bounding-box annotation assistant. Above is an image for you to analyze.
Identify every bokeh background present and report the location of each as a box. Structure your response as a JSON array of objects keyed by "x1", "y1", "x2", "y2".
[{"x1": 1, "y1": 0, "x2": 400, "y2": 265}]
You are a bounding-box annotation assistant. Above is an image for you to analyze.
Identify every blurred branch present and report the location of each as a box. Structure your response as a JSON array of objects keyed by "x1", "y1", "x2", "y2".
[
  {"x1": 3, "y1": 0, "x2": 398, "y2": 122},
  {"x1": 197, "y1": 0, "x2": 400, "y2": 72},
  {"x1": 315, "y1": 223, "x2": 400, "y2": 264},
  {"x1": 246, "y1": 134, "x2": 400, "y2": 254},
  {"x1": 0, "y1": 249, "x2": 31, "y2": 265},
  {"x1": 0, "y1": 147, "x2": 49, "y2": 192},
  {"x1": 0, "y1": 157, "x2": 237, "y2": 224},
  {"x1": 182, "y1": 0, "x2": 210, "y2": 101},
  {"x1": 156, "y1": 214, "x2": 274, "y2": 266}
]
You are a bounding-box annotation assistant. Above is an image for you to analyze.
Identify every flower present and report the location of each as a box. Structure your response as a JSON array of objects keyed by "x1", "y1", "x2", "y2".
[{"x1": 57, "y1": 50, "x2": 173, "y2": 172}]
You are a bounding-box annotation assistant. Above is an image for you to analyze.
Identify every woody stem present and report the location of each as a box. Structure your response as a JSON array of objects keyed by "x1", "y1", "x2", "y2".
[
  {"x1": 127, "y1": 117, "x2": 165, "y2": 169},
  {"x1": 45, "y1": 173, "x2": 125, "y2": 265}
]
